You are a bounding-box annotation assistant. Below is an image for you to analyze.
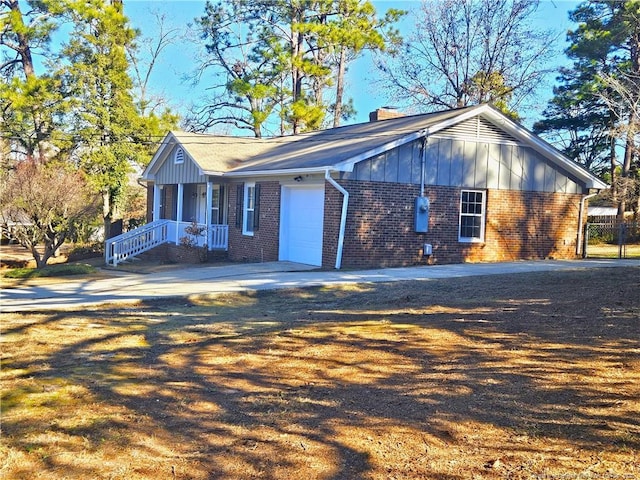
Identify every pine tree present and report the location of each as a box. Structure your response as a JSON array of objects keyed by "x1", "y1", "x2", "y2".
[
  {"x1": 0, "y1": 0, "x2": 68, "y2": 160},
  {"x1": 537, "y1": 0, "x2": 640, "y2": 217},
  {"x1": 192, "y1": 0, "x2": 403, "y2": 136}
]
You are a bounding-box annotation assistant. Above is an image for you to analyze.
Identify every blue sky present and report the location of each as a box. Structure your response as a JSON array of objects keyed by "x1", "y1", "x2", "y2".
[{"x1": 121, "y1": 0, "x2": 581, "y2": 130}]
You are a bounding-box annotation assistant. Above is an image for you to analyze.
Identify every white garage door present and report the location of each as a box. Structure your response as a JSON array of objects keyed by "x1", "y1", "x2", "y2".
[{"x1": 279, "y1": 186, "x2": 324, "y2": 266}]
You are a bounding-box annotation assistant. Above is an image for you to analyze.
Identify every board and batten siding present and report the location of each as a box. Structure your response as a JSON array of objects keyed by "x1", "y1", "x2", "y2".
[
  {"x1": 154, "y1": 146, "x2": 206, "y2": 185},
  {"x1": 341, "y1": 117, "x2": 583, "y2": 194}
]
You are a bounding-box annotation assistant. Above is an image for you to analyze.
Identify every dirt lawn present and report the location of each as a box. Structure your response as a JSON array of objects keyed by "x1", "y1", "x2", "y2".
[{"x1": 1, "y1": 267, "x2": 639, "y2": 479}]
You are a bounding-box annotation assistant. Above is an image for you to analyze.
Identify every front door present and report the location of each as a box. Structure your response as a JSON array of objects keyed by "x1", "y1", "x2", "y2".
[{"x1": 196, "y1": 184, "x2": 207, "y2": 224}]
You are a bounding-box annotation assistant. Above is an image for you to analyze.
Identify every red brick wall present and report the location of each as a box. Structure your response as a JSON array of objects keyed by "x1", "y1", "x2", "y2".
[
  {"x1": 146, "y1": 184, "x2": 154, "y2": 223},
  {"x1": 322, "y1": 182, "x2": 342, "y2": 269},
  {"x1": 325, "y1": 180, "x2": 583, "y2": 269},
  {"x1": 227, "y1": 181, "x2": 281, "y2": 263}
]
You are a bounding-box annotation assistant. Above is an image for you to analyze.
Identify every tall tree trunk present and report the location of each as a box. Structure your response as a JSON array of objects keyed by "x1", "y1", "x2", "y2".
[
  {"x1": 290, "y1": 4, "x2": 305, "y2": 135},
  {"x1": 103, "y1": 190, "x2": 112, "y2": 240},
  {"x1": 8, "y1": 0, "x2": 48, "y2": 161},
  {"x1": 333, "y1": 46, "x2": 346, "y2": 128},
  {"x1": 618, "y1": 21, "x2": 640, "y2": 219}
]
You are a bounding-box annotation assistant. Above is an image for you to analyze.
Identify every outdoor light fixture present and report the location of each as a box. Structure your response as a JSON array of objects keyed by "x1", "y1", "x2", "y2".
[{"x1": 294, "y1": 176, "x2": 303, "y2": 182}]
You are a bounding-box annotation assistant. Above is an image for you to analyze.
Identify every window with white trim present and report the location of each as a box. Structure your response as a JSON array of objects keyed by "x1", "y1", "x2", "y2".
[
  {"x1": 243, "y1": 182, "x2": 256, "y2": 235},
  {"x1": 174, "y1": 147, "x2": 184, "y2": 164},
  {"x1": 459, "y1": 190, "x2": 486, "y2": 242},
  {"x1": 211, "y1": 185, "x2": 222, "y2": 225}
]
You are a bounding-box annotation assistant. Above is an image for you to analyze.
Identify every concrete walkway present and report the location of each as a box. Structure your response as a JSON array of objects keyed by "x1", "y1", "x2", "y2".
[{"x1": 2, "y1": 258, "x2": 639, "y2": 313}]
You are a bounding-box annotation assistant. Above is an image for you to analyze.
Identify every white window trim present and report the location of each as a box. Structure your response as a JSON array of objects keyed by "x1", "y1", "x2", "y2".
[
  {"x1": 458, "y1": 189, "x2": 486, "y2": 243},
  {"x1": 174, "y1": 147, "x2": 184, "y2": 164},
  {"x1": 242, "y1": 182, "x2": 255, "y2": 236}
]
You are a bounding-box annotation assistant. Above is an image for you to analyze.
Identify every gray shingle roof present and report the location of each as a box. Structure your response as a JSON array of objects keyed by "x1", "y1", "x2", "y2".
[
  {"x1": 226, "y1": 108, "x2": 465, "y2": 173},
  {"x1": 169, "y1": 132, "x2": 274, "y2": 173},
  {"x1": 161, "y1": 107, "x2": 471, "y2": 175}
]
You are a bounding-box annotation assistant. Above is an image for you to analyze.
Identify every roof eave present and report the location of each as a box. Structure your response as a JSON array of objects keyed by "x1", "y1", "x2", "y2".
[
  {"x1": 224, "y1": 166, "x2": 332, "y2": 177},
  {"x1": 142, "y1": 131, "x2": 177, "y2": 179},
  {"x1": 333, "y1": 129, "x2": 429, "y2": 172}
]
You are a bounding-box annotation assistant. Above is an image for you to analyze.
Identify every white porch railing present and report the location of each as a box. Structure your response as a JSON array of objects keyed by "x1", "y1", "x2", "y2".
[
  {"x1": 170, "y1": 222, "x2": 228, "y2": 250},
  {"x1": 106, "y1": 220, "x2": 229, "y2": 266},
  {"x1": 105, "y1": 220, "x2": 170, "y2": 267},
  {"x1": 209, "y1": 224, "x2": 229, "y2": 250}
]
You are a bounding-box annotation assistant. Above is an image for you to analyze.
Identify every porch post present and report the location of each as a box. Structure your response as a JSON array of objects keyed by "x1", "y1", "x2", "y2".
[
  {"x1": 206, "y1": 181, "x2": 213, "y2": 249},
  {"x1": 153, "y1": 184, "x2": 161, "y2": 221},
  {"x1": 176, "y1": 183, "x2": 184, "y2": 244},
  {"x1": 206, "y1": 182, "x2": 213, "y2": 226}
]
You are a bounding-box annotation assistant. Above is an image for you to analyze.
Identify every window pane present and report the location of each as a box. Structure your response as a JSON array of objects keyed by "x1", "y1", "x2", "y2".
[
  {"x1": 244, "y1": 184, "x2": 255, "y2": 234},
  {"x1": 461, "y1": 216, "x2": 481, "y2": 238},
  {"x1": 247, "y1": 187, "x2": 255, "y2": 209},
  {"x1": 246, "y1": 211, "x2": 254, "y2": 232}
]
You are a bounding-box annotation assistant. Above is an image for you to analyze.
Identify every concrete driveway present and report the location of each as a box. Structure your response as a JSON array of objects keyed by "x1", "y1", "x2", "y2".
[{"x1": 1, "y1": 258, "x2": 639, "y2": 313}]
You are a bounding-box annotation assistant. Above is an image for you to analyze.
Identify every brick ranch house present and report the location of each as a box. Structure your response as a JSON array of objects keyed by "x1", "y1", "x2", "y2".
[{"x1": 106, "y1": 104, "x2": 607, "y2": 268}]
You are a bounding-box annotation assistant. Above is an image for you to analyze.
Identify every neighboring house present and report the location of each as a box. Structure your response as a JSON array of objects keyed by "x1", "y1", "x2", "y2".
[
  {"x1": 110, "y1": 104, "x2": 607, "y2": 268},
  {"x1": 587, "y1": 206, "x2": 618, "y2": 224}
]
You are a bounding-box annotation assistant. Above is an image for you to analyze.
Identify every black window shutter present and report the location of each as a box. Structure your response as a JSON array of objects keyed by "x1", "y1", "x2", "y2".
[
  {"x1": 253, "y1": 184, "x2": 260, "y2": 230},
  {"x1": 236, "y1": 184, "x2": 243, "y2": 229},
  {"x1": 219, "y1": 185, "x2": 225, "y2": 224}
]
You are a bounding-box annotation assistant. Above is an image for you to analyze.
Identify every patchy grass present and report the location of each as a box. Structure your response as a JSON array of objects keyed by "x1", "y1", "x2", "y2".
[
  {"x1": 1, "y1": 263, "x2": 96, "y2": 279},
  {"x1": 586, "y1": 242, "x2": 640, "y2": 259},
  {"x1": 1, "y1": 267, "x2": 639, "y2": 479}
]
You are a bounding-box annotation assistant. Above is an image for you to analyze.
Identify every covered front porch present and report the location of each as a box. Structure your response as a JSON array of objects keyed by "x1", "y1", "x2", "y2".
[
  {"x1": 106, "y1": 181, "x2": 228, "y2": 266},
  {"x1": 151, "y1": 181, "x2": 228, "y2": 249}
]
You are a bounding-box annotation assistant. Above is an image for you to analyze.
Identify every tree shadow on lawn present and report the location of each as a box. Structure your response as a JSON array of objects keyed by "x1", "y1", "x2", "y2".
[{"x1": 1, "y1": 267, "x2": 639, "y2": 479}]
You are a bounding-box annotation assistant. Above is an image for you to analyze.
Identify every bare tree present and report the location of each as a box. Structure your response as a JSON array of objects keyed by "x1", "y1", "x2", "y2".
[
  {"x1": 126, "y1": 9, "x2": 180, "y2": 117},
  {"x1": 0, "y1": 158, "x2": 99, "y2": 268},
  {"x1": 595, "y1": 70, "x2": 640, "y2": 218},
  {"x1": 375, "y1": 0, "x2": 557, "y2": 119}
]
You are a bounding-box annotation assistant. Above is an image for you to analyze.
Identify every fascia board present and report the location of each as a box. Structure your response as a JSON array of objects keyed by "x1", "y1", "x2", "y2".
[
  {"x1": 223, "y1": 166, "x2": 331, "y2": 177},
  {"x1": 333, "y1": 129, "x2": 429, "y2": 172},
  {"x1": 141, "y1": 132, "x2": 177, "y2": 180},
  {"x1": 201, "y1": 170, "x2": 226, "y2": 177}
]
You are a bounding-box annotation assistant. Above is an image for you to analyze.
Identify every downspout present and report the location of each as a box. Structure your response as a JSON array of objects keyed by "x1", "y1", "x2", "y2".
[
  {"x1": 577, "y1": 192, "x2": 598, "y2": 257},
  {"x1": 325, "y1": 169, "x2": 349, "y2": 270}
]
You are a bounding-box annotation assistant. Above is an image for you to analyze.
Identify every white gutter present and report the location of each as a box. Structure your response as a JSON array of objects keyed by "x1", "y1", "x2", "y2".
[
  {"x1": 577, "y1": 192, "x2": 599, "y2": 257},
  {"x1": 224, "y1": 166, "x2": 330, "y2": 177},
  {"x1": 325, "y1": 170, "x2": 349, "y2": 270}
]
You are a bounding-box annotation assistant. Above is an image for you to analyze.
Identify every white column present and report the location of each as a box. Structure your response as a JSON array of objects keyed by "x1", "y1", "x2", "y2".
[
  {"x1": 153, "y1": 184, "x2": 161, "y2": 221},
  {"x1": 206, "y1": 181, "x2": 213, "y2": 249},
  {"x1": 206, "y1": 181, "x2": 213, "y2": 227},
  {"x1": 176, "y1": 183, "x2": 184, "y2": 244}
]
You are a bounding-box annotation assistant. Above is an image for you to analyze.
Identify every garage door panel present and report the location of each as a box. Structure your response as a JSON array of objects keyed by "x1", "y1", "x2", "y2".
[{"x1": 280, "y1": 186, "x2": 324, "y2": 266}]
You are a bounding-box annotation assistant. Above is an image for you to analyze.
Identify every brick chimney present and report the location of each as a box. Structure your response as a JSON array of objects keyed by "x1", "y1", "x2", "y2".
[{"x1": 369, "y1": 106, "x2": 404, "y2": 122}]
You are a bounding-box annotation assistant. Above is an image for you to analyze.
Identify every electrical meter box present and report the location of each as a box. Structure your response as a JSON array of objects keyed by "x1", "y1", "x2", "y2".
[{"x1": 414, "y1": 196, "x2": 429, "y2": 233}]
